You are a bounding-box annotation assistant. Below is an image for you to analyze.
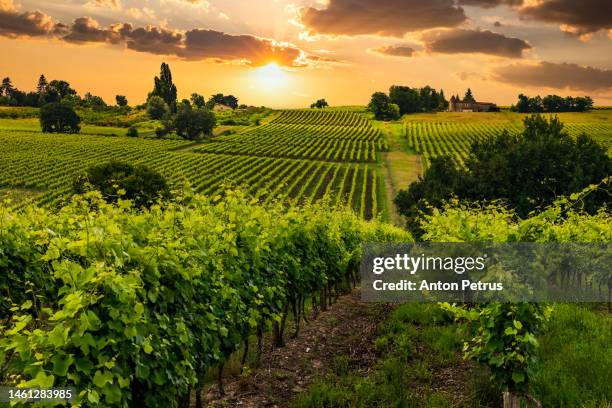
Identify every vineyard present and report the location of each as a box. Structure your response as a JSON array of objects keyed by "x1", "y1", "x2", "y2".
[
  {"x1": 0, "y1": 190, "x2": 411, "y2": 407},
  {"x1": 405, "y1": 116, "x2": 612, "y2": 168},
  {"x1": 0, "y1": 110, "x2": 385, "y2": 219}
]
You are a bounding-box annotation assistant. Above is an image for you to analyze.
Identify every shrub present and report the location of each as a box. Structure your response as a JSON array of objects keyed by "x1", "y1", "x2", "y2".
[
  {"x1": 39, "y1": 102, "x2": 81, "y2": 133},
  {"x1": 73, "y1": 161, "x2": 169, "y2": 208},
  {"x1": 173, "y1": 104, "x2": 216, "y2": 140},
  {"x1": 155, "y1": 127, "x2": 168, "y2": 138},
  {"x1": 126, "y1": 126, "x2": 138, "y2": 137},
  {"x1": 146, "y1": 95, "x2": 169, "y2": 120}
]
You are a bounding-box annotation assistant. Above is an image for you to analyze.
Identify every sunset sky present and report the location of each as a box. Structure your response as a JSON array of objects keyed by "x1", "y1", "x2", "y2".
[{"x1": 1, "y1": 0, "x2": 611, "y2": 107}]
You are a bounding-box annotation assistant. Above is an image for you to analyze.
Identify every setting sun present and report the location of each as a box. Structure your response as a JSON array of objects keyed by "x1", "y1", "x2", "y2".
[{"x1": 253, "y1": 63, "x2": 288, "y2": 91}]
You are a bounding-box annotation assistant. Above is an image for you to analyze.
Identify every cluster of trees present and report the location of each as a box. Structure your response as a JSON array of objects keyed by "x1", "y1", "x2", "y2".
[
  {"x1": 369, "y1": 85, "x2": 448, "y2": 120},
  {"x1": 146, "y1": 63, "x2": 216, "y2": 140},
  {"x1": 310, "y1": 99, "x2": 329, "y2": 109},
  {"x1": 513, "y1": 94, "x2": 593, "y2": 113},
  {"x1": 0, "y1": 75, "x2": 128, "y2": 109},
  {"x1": 395, "y1": 115, "x2": 611, "y2": 237}
]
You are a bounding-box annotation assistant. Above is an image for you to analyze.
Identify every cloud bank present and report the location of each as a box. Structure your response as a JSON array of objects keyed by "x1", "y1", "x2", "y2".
[
  {"x1": 492, "y1": 61, "x2": 612, "y2": 91},
  {"x1": 299, "y1": 0, "x2": 467, "y2": 37},
  {"x1": 422, "y1": 29, "x2": 531, "y2": 58},
  {"x1": 0, "y1": 2, "x2": 303, "y2": 66}
]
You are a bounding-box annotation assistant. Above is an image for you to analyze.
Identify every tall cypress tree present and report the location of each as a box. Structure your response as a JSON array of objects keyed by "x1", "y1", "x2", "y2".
[
  {"x1": 151, "y1": 63, "x2": 178, "y2": 113},
  {"x1": 464, "y1": 88, "x2": 475, "y2": 103},
  {"x1": 36, "y1": 74, "x2": 48, "y2": 94}
]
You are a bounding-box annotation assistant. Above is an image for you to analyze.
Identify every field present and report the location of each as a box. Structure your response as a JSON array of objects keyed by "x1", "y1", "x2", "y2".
[
  {"x1": 0, "y1": 110, "x2": 385, "y2": 219},
  {"x1": 402, "y1": 111, "x2": 612, "y2": 168}
]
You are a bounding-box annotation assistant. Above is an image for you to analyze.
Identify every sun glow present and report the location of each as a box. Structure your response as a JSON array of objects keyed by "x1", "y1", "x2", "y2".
[{"x1": 253, "y1": 62, "x2": 288, "y2": 91}]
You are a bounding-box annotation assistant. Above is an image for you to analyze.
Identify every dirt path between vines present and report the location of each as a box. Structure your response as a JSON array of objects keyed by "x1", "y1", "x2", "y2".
[{"x1": 202, "y1": 291, "x2": 389, "y2": 408}]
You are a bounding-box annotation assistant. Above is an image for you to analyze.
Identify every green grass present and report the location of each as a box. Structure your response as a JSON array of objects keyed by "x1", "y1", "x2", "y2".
[
  {"x1": 531, "y1": 304, "x2": 612, "y2": 407},
  {"x1": 295, "y1": 303, "x2": 612, "y2": 408}
]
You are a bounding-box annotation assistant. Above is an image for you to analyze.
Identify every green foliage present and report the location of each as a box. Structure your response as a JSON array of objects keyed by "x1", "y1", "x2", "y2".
[
  {"x1": 396, "y1": 115, "x2": 611, "y2": 234},
  {"x1": 531, "y1": 304, "x2": 612, "y2": 407},
  {"x1": 515, "y1": 93, "x2": 593, "y2": 113},
  {"x1": 0, "y1": 190, "x2": 411, "y2": 407},
  {"x1": 115, "y1": 95, "x2": 128, "y2": 107},
  {"x1": 464, "y1": 88, "x2": 475, "y2": 103},
  {"x1": 207, "y1": 93, "x2": 238, "y2": 109},
  {"x1": 443, "y1": 303, "x2": 549, "y2": 393},
  {"x1": 368, "y1": 92, "x2": 400, "y2": 121},
  {"x1": 190, "y1": 93, "x2": 206, "y2": 109},
  {"x1": 421, "y1": 188, "x2": 612, "y2": 403},
  {"x1": 40, "y1": 80, "x2": 77, "y2": 105},
  {"x1": 150, "y1": 62, "x2": 177, "y2": 113},
  {"x1": 389, "y1": 85, "x2": 448, "y2": 115},
  {"x1": 146, "y1": 96, "x2": 169, "y2": 120},
  {"x1": 173, "y1": 103, "x2": 216, "y2": 140},
  {"x1": 73, "y1": 161, "x2": 169, "y2": 208},
  {"x1": 394, "y1": 155, "x2": 466, "y2": 238},
  {"x1": 310, "y1": 99, "x2": 329, "y2": 109},
  {"x1": 126, "y1": 126, "x2": 138, "y2": 137},
  {"x1": 39, "y1": 102, "x2": 81, "y2": 133}
]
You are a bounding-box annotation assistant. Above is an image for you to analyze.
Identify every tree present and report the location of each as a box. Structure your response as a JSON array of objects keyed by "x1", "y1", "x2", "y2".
[
  {"x1": 73, "y1": 161, "x2": 169, "y2": 208},
  {"x1": 368, "y1": 92, "x2": 400, "y2": 120},
  {"x1": 1, "y1": 77, "x2": 14, "y2": 97},
  {"x1": 464, "y1": 88, "x2": 475, "y2": 103},
  {"x1": 147, "y1": 95, "x2": 170, "y2": 120},
  {"x1": 190, "y1": 93, "x2": 206, "y2": 109},
  {"x1": 115, "y1": 95, "x2": 128, "y2": 107},
  {"x1": 40, "y1": 80, "x2": 77, "y2": 105},
  {"x1": 394, "y1": 156, "x2": 467, "y2": 237},
  {"x1": 39, "y1": 102, "x2": 81, "y2": 133},
  {"x1": 395, "y1": 115, "x2": 611, "y2": 237},
  {"x1": 36, "y1": 75, "x2": 48, "y2": 94},
  {"x1": 310, "y1": 99, "x2": 329, "y2": 109},
  {"x1": 173, "y1": 104, "x2": 216, "y2": 141},
  {"x1": 82, "y1": 92, "x2": 106, "y2": 108},
  {"x1": 150, "y1": 62, "x2": 177, "y2": 113},
  {"x1": 389, "y1": 85, "x2": 420, "y2": 114},
  {"x1": 223, "y1": 95, "x2": 239, "y2": 109},
  {"x1": 206, "y1": 93, "x2": 225, "y2": 109}
]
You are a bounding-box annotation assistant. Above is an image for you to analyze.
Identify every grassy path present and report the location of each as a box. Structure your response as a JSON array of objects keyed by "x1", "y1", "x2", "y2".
[{"x1": 378, "y1": 122, "x2": 422, "y2": 226}]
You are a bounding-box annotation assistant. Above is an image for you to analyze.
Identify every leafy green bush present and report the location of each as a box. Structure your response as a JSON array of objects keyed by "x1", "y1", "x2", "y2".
[
  {"x1": 73, "y1": 161, "x2": 169, "y2": 208},
  {"x1": 126, "y1": 126, "x2": 138, "y2": 137},
  {"x1": 39, "y1": 102, "x2": 81, "y2": 133}
]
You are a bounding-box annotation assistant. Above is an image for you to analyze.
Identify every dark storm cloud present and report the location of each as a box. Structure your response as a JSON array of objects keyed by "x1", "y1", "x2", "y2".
[
  {"x1": 299, "y1": 0, "x2": 467, "y2": 37},
  {"x1": 371, "y1": 45, "x2": 415, "y2": 57},
  {"x1": 423, "y1": 29, "x2": 531, "y2": 58},
  {"x1": 0, "y1": 0, "x2": 67, "y2": 38},
  {"x1": 518, "y1": 0, "x2": 612, "y2": 36},
  {"x1": 179, "y1": 29, "x2": 301, "y2": 66},
  {"x1": 492, "y1": 61, "x2": 612, "y2": 91}
]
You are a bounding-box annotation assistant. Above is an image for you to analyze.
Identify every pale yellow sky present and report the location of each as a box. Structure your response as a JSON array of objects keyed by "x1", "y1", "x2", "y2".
[{"x1": 1, "y1": 0, "x2": 611, "y2": 107}]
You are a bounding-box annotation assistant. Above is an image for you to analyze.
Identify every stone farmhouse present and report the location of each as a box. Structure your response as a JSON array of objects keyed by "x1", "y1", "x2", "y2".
[{"x1": 448, "y1": 95, "x2": 497, "y2": 112}]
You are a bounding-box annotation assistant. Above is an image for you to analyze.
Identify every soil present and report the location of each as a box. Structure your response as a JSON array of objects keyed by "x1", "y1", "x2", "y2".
[{"x1": 202, "y1": 291, "x2": 389, "y2": 408}]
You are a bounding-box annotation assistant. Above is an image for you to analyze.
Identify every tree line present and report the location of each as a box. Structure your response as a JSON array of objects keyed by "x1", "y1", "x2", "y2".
[
  {"x1": 512, "y1": 94, "x2": 594, "y2": 113},
  {"x1": 2, "y1": 63, "x2": 246, "y2": 141},
  {"x1": 368, "y1": 85, "x2": 449, "y2": 120}
]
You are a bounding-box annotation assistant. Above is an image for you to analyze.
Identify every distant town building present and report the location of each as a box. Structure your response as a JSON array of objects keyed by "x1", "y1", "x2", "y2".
[{"x1": 448, "y1": 95, "x2": 497, "y2": 112}]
